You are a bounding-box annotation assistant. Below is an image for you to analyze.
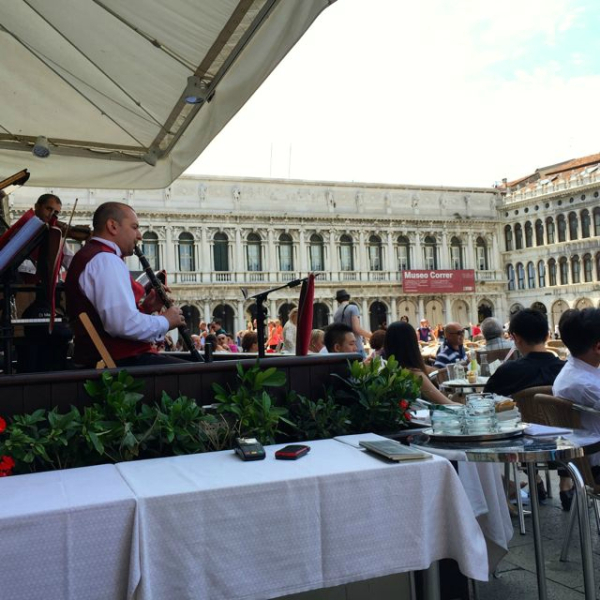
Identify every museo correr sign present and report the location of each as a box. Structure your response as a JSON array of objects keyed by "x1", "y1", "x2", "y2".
[{"x1": 402, "y1": 270, "x2": 476, "y2": 293}]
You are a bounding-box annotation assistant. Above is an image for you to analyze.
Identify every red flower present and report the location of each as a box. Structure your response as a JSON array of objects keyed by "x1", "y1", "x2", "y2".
[
  {"x1": 0, "y1": 455, "x2": 15, "y2": 475},
  {"x1": 0, "y1": 416, "x2": 6, "y2": 434},
  {"x1": 404, "y1": 411, "x2": 412, "y2": 421},
  {"x1": 398, "y1": 399, "x2": 409, "y2": 410}
]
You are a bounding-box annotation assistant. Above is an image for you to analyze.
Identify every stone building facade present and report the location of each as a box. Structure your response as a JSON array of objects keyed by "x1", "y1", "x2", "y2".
[
  {"x1": 499, "y1": 153, "x2": 600, "y2": 330},
  {"x1": 8, "y1": 152, "x2": 600, "y2": 336}
]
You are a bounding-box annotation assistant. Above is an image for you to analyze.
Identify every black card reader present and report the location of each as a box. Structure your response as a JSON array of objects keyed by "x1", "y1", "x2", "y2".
[{"x1": 234, "y1": 437, "x2": 266, "y2": 461}]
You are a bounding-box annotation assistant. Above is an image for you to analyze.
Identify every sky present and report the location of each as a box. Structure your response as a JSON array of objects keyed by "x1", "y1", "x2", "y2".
[{"x1": 186, "y1": 0, "x2": 600, "y2": 188}]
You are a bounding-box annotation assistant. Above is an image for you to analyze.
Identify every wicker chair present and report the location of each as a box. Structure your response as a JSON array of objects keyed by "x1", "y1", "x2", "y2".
[
  {"x1": 531, "y1": 393, "x2": 600, "y2": 561},
  {"x1": 476, "y1": 347, "x2": 516, "y2": 364}
]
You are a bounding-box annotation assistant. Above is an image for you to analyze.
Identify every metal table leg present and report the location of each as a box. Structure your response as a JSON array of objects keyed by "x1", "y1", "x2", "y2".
[
  {"x1": 422, "y1": 561, "x2": 440, "y2": 600},
  {"x1": 526, "y1": 462, "x2": 547, "y2": 600},
  {"x1": 565, "y1": 462, "x2": 596, "y2": 600}
]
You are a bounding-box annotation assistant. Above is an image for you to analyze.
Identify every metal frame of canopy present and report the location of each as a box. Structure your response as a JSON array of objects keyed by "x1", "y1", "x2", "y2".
[{"x1": 0, "y1": 0, "x2": 335, "y2": 189}]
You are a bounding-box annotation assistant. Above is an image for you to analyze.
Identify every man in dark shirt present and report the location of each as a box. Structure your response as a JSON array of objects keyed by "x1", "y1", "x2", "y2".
[{"x1": 484, "y1": 309, "x2": 564, "y2": 396}]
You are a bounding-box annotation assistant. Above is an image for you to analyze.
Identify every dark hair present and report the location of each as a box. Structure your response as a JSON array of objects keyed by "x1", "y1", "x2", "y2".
[
  {"x1": 400, "y1": 315, "x2": 409, "y2": 323},
  {"x1": 559, "y1": 308, "x2": 600, "y2": 357},
  {"x1": 92, "y1": 202, "x2": 131, "y2": 230},
  {"x1": 369, "y1": 329, "x2": 386, "y2": 351},
  {"x1": 324, "y1": 322, "x2": 353, "y2": 352},
  {"x1": 508, "y1": 308, "x2": 549, "y2": 345},
  {"x1": 241, "y1": 331, "x2": 258, "y2": 352},
  {"x1": 35, "y1": 193, "x2": 61, "y2": 207},
  {"x1": 384, "y1": 321, "x2": 426, "y2": 371}
]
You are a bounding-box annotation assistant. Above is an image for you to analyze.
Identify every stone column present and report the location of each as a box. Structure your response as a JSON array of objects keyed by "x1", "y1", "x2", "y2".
[
  {"x1": 267, "y1": 228, "x2": 275, "y2": 282},
  {"x1": 414, "y1": 232, "x2": 422, "y2": 269},
  {"x1": 200, "y1": 226, "x2": 209, "y2": 281},
  {"x1": 235, "y1": 228, "x2": 243, "y2": 282},
  {"x1": 165, "y1": 225, "x2": 175, "y2": 273},
  {"x1": 358, "y1": 230, "x2": 366, "y2": 280},
  {"x1": 386, "y1": 231, "x2": 395, "y2": 275},
  {"x1": 466, "y1": 231, "x2": 475, "y2": 270},
  {"x1": 329, "y1": 231, "x2": 338, "y2": 276},
  {"x1": 391, "y1": 297, "x2": 398, "y2": 322},
  {"x1": 440, "y1": 229, "x2": 448, "y2": 269},
  {"x1": 470, "y1": 297, "x2": 478, "y2": 326},
  {"x1": 361, "y1": 298, "x2": 370, "y2": 331},
  {"x1": 237, "y1": 299, "x2": 245, "y2": 333},
  {"x1": 490, "y1": 231, "x2": 498, "y2": 271},
  {"x1": 418, "y1": 297, "x2": 425, "y2": 321},
  {"x1": 204, "y1": 301, "x2": 211, "y2": 324},
  {"x1": 298, "y1": 228, "x2": 307, "y2": 272},
  {"x1": 442, "y1": 297, "x2": 451, "y2": 323},
  {"x1": 269, "y1": 298, "x2": 278, "y2": 322}
]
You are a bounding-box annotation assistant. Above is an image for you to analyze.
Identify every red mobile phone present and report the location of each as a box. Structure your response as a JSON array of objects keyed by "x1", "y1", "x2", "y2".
[{"x1": 275, "y1": 444, "x2": 310, "y2": 460}]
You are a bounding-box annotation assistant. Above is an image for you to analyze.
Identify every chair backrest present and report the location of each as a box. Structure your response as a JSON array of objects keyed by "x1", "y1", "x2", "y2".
[
  {"x1": 531, "y1": 393, "x2": 598, "y2": 492},
  {"x1": 512, "y1": 386, "x2": 553, "y2": 422},
  {"x1": 546, "y1": 340, "x2": 565, "y2": 350},
  {"x1": 476, "y1": 347, "x2": 514, "y2": 364}
]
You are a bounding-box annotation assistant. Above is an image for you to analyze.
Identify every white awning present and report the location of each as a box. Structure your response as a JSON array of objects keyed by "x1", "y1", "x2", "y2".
[{"x1": 0, "y1": 0, "x2": 334, "y2": 189}]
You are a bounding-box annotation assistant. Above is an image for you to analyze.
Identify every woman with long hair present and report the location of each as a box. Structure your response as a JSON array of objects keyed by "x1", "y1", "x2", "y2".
[{"x1": 384, "y1": 321, "x2": 456, "y2": 405}]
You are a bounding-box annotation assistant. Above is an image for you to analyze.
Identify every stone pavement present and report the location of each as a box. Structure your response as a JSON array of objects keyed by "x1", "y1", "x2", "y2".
[{"x1": 475, "y1": 471, "x2": 600, "y2": 600}]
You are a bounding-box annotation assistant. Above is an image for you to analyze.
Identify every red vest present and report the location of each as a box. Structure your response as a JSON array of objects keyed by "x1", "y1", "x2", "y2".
[{"x1": 65, "y1": 239, "x2": 156, "y2": 366}]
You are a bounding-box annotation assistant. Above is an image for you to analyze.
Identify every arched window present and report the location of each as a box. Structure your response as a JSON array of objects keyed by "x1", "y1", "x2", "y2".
[
  {"x1": 507, "y1": 264, "x2": 515, "y2": 291},
  {"x1": 535, "y1": 219, "x2": 544, "y2": 246},
  {"x1": 368, "y1": 234, "x2": 383, "y2": 271},
  {"x1": 583, "y1": 253, "x2": 593, "y2": 282},
  {"x1": 423, "y1": 236, "x2": 437, "y2": 269},
  {"x1": 524, "y1": 222, "x2": 533, "y2": 248},
  {"x1": 568, "y1": 212, "x2": 578, "y2": 240},
  {"x1": 476, "y1": 237, "x2": 488, "y2": 270},
  {"x1": 594, "y1": 207, "x2": 600, "y2": 236},
  {"x1": 309, "y1": 234, "x2": 324, "y2": 271},
  {"x1": 559, "y1": 256, "x2": 568, "y2": 285},
  {"x1": 142, "y1": 231, "x2": 159, "y2": 270},
  {"x1": 516, "y1": 263, "x2": 525, "y2": 290},
  {"x1": 504, "y1": 225, "x2": 513, "y2": 251},
  {"x1": 537, "y1": 260, "x2": 546, "y2": 287},
  {"x1": 339, "y1": 234, "x2": 354, "y2": 271},
  {"x1": 514, "y1": 223, "x2": 523, "y2": 250},
  {"x1": 246, "y1": 233, "x2": 262, "y2": 271},
  {"x1": 278, "y1": 233, "x2": 294, "y2": 272},
  {"x1": 581, "y1": 209, "x2": 591, "y2": 239},
  {"x1": 557, "y1": 214, "x2": 567, "y2": 242},
  {"x1": 312, "y1": 303, "x2": 330, "y2": 329},
  {"x1": 546, "y1": 217, "x2": 555, "y2": 244},
  {"x1": 178, "y1": 232, "x2": 195, "y2": 272},
  {"x1": 548, "y1": 259, "x2": 557, "y2": 286},
  {"x1": 571, "y1": 255, "x2": 581, "y2": 284},
  {"x1": 450, "y1": 236, "x2": 463, "y2": 269},
  {"x1": 213, "y1": 232, "x2": 229, "y2": 272},
  {"x1": 527, "y1": 261, "x2": 535, "y2": 288},
  {"x1": 397, "y1": 235, "x2": 410, "y2": 270}
]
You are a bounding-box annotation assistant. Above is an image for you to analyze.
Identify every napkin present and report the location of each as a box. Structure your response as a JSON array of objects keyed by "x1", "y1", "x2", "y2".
[{"x1": 523, "y1": 424, "x2": 572, "y2": 436}]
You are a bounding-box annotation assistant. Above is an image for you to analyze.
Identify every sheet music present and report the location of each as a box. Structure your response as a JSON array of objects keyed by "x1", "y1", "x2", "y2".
[{"x1": 0, "y1": 216, "x2": 45, "y2": 275}]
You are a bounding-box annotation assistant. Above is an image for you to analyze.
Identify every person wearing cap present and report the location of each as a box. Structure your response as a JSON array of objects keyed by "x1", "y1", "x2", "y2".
[{"x1": 332, "y1": 289, "x2": 371, "y2": 357}]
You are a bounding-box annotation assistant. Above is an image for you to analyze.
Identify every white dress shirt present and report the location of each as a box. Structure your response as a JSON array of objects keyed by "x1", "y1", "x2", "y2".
[
  {"x1": 78, "y1": 237, "x2": 169, "y2": 343},
  {"x1": 553, "y1": 355, "x2": 600, "y2": 465}
]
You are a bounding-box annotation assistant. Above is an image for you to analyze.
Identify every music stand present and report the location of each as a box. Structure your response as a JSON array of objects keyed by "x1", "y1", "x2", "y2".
[{"x1": 241, "y1": 277, "x2": 308, "y2": 359}]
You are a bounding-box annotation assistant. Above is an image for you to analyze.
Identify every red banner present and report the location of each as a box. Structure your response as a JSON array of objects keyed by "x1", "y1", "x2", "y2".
[{"x1": 402, "y1": 270, "x2": 475, "y2": 294}]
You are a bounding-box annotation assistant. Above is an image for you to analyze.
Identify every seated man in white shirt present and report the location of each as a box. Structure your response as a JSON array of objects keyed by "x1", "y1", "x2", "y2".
[
  {"x1": 65, "y1": 202, "x2": 187, "y2": 367},
  {"x1": 553, "y1": 308, "x2": 600, "y2": 489}
]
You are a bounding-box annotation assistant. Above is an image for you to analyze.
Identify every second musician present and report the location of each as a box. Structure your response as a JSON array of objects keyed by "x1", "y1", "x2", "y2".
[{"x1": 65, "y1": 202, "x2": 187, "y2": 367}]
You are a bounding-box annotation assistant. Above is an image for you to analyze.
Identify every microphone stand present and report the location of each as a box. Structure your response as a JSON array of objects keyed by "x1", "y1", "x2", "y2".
[{"x1": 242, "y1": 277, "x2": 309, "y2": 359}]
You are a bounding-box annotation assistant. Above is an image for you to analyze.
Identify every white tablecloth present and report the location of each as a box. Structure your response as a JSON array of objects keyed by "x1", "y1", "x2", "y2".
[
  {"x1": 116, "y1": 438, "x2": 489, "y2": 600},
  {"x1": 411, "y1": 442, "x2": 513, "y2": 571},
  {"x1": 0, "y1": 464, "x2": 138, "y2": 600}
]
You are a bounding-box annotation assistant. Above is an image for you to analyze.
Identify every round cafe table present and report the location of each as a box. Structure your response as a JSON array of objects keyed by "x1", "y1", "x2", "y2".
[
  {"x1": 440, "y1": 377, "x2": 489, "y2": 394},
  {"x1": 412, "y1": 429, "x2": 600, "y2": 600}
]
